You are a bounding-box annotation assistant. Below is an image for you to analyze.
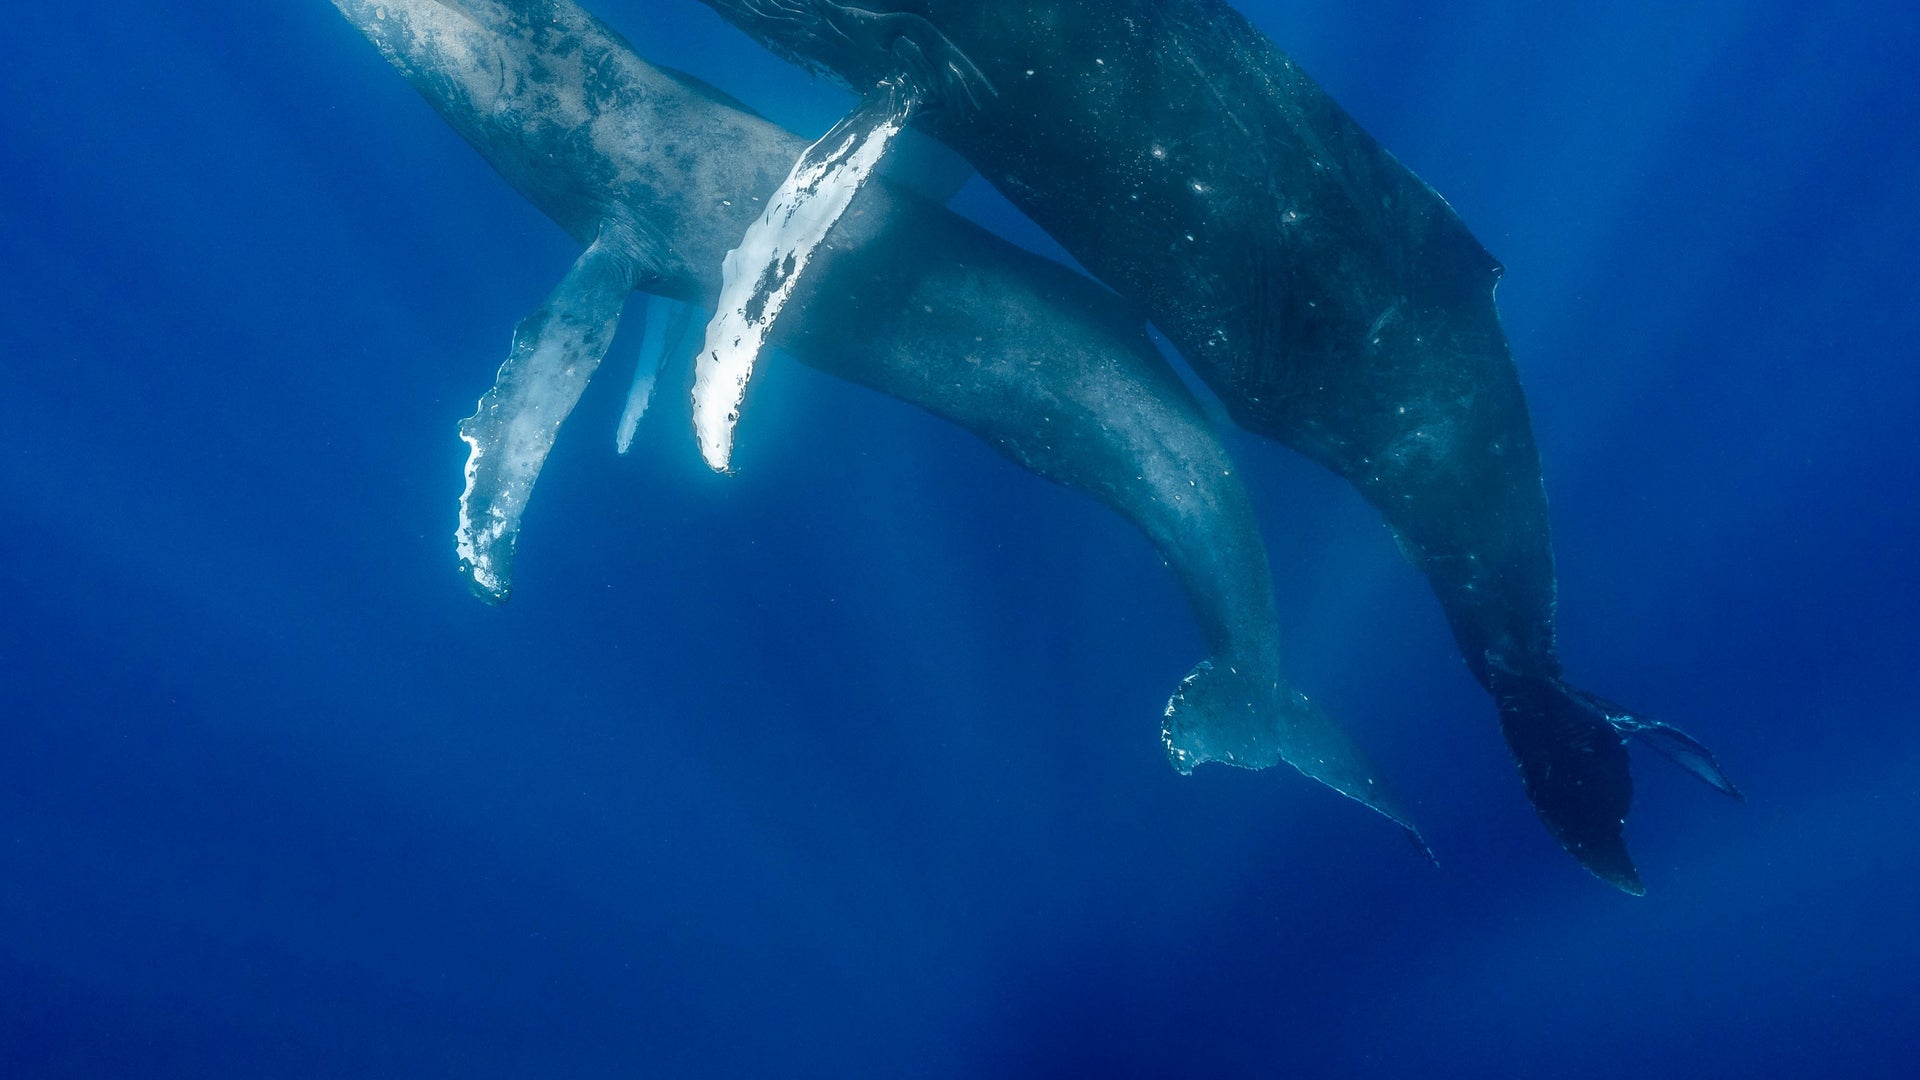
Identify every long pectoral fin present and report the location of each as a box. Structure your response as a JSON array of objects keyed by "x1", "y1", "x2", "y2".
[
  {"x1": 615, "y1": 294, "x2": 696, "y2": 455},
  {"x1": 691, "y1": 78, "x2": 919, "y2": 472},
  {"x1": 455, "y1": 232, "x2": 635, "y2": 603}
]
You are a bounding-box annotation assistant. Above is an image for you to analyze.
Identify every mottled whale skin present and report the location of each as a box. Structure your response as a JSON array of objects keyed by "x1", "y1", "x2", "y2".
[
  {"x1": 698, "y1": 0, "x2": 1739, "y2": 891},
  {"x1": 332, "y1": 0, "x2": 1427, "y2": 847}
]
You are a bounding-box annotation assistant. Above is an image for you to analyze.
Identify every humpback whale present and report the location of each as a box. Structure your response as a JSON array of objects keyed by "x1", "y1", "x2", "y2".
[
  {"x1": 696, "y1": 0, "x2": 1739, "y2": 891},
  {"x1": 331, "y1": 0, "x2": 1428, "y2": 851}
]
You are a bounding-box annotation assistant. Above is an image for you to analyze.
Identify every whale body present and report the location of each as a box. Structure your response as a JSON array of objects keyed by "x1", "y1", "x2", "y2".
[{"x1": 331, "y1": 0, "x2": 1427, "y2": 849}]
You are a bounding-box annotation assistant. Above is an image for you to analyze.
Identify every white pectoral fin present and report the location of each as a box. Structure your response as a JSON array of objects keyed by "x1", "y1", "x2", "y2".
[
  {"x1": 691, "y1": 80, "x2": 919, "y2": 473},
  {"x1": 615, "y1": 294, "x2": 696, "y2": 455},
  {"x1": 455, "y1": 233, "x2": 634, "y2": 603}
]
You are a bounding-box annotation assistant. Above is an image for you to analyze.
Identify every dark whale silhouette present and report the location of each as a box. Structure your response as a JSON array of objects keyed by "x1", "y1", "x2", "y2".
[
  {"x1": 697, "y1": 0, "x2": 1739, "y2": 891},
  {"x1": 331, "y1": 0, "x2": 1429, "y2": 849}
]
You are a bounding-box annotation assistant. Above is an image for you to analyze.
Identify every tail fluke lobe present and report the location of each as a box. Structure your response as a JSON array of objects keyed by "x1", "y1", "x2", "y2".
[
  {"x1": 1492, "y1": 670, "x2": 1740, "y2": 895},
  {"x1": 1492, "y1": 670, "x2": 1641, "y2": 893},
  {"x1": 1603, "y1": 703, "x2": 1743, "y2": 799},
  {"x1": 1163, "y1": 660, "x2": 1431, "y2": 860}
]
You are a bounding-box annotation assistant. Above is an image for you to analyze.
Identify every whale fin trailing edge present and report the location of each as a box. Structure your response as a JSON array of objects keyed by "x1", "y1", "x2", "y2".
[
  {"x1": 1603, "y1": 702, "x2": 1744, "y2": 799},
  {"x1": 455, "y1": 229, "x2": 637, "y2": 604},
  {"x1": 1491, "y1": 669, "x2": 1739, "y2": 895},
  {"x1": 1163, "y1": 660, "x2": 1431, "y2": 859}
]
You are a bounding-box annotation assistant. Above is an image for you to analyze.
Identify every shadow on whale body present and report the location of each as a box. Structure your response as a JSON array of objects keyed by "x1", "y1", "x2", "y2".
[
  {"x1": 695, "y1": 0, "x2": 1740, "y2": 891},
  {"x1": 330, "y1": 0, "x2": 1429, "y2": 855}
]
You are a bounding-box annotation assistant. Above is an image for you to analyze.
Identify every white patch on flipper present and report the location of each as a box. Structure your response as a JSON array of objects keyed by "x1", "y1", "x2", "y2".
[{"x1": 692, "y1": 81, "x2": 918, "y2": 472}]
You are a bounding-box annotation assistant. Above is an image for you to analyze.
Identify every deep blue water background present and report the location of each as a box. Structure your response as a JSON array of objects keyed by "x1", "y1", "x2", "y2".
[{"x1": 4, "y1": 2, "x2": 1917, "y2": 1076}]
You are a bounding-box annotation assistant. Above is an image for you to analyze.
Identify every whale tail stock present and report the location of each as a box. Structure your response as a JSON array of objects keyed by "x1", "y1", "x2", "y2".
[
  {"x1": 1490, "y1": 663, "x2": 1741, "y2": 895},
  {"x1": 1162, "y1": 660, "x2": 1433, "y2": 861}
]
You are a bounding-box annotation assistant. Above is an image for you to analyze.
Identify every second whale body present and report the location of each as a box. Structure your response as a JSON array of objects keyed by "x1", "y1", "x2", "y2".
[{"x1": 697, "y1": 0, "x2": 1740, "y2": 890}]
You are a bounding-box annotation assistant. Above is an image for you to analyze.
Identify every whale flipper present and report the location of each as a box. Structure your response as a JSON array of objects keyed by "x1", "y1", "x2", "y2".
[
  {"x1": 1491, "y1": 669, "x2": 1740, "y2": 894},
  {"x1": 616, "y1": 294, "x2": 697, "y2": 454},
  {"x1": 692, "y1": 80, "x2": 919, "y2": 472},
  {"x1": 1164, "y1": 660, "x2": 1430, "y2": 857},
  {"x1": 692, "y1": 3, "x2": 1000, "y2": 471},
  {"x1": 456, "y1": 228, "x2": 640, "y2": 603}
]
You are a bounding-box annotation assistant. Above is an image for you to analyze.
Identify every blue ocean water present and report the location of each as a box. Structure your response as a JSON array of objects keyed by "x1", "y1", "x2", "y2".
[{"x1": 3, "y1": 1, "x2": 1916, "y2": 1076}]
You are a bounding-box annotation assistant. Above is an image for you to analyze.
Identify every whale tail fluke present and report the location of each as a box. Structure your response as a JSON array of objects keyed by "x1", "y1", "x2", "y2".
[
  {"x1": 1491, "y1": 666, "x2": 1739, "y2": 895},
  {"x1": 1163, "y1": 660, "x2": 1432, "y2": 860}
]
